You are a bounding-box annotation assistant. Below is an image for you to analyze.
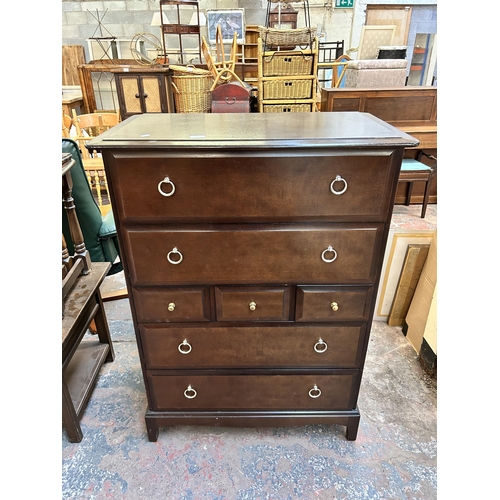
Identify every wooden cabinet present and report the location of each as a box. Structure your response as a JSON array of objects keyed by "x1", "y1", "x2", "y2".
[
  {"x1": 115, "y1": 68, "x2": 174, "y2": 119},
  {"x1": 268, "y1": 4, "x2": 298, "y2": 29},
  {"x1": 88, "y1": 112, "x2": 418, "y2": 442}
]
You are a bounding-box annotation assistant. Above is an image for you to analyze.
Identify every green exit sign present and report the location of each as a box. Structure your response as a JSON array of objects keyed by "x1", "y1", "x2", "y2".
[{"x1": 335, "y1": 0, "x2": 354, "y2": 7}]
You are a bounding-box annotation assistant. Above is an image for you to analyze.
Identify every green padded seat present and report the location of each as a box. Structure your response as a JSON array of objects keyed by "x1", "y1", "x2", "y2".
[
  {"x1": 399, "y1": 156, "x2": 436, "y2": 219},
  {"x1": 401, "y1": 158, "x2": 432, "y2": 172},
  {"x1": 62, "y1": 138, "x2": 122, "y2": 275}
]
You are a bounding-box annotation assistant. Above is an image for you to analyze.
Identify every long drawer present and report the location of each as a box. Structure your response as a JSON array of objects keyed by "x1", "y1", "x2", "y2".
[
  {"x1": 147, "y1": 373, "x2": 358, "y2": 411},
  {"x1": 139, "y1": 324, "x2": 367, "y2": 369},
  {"x1": 109, "y1": 152, "x2": 396, "y2": 222},
  {"x1": 124, "y1": 224, "x2": 384, "y2": 285}
]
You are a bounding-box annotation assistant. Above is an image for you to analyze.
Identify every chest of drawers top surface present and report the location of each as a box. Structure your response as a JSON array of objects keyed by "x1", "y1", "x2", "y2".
[{"x1": 87, "y1": 112, "x2": 419, "y2": 150}]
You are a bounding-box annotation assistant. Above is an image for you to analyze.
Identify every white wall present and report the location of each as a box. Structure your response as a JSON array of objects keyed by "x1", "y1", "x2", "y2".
[{"x1": 62, "y1": 1, "x2": 436, "y2": 65}]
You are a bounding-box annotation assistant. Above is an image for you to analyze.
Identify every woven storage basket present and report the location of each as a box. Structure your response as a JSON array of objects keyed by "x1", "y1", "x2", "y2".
[
  {"x1": 171, "y1": 72, "x2": 214, "y2": 113},
  {"x1": 263, "y1": 103, "x2": 313, "y2": 113},
  {"x1": 169, "y1": 64, "x2": 211, "y2": 75},
  {"x1": 263, "y1": 79, "x2": 313, "y2": 99},
  {"x1": 258, "y1": 26, "x2": 317, "y2": 47},
  {"x1": 262, "y1": 52, "x2": 314, "y2": 76}
]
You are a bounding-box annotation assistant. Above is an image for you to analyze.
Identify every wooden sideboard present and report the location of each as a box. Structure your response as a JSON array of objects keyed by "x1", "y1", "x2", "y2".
[
  {"x1": 320, "y1": 86, "x2": 437, "y2": 204},
  {"x1": 88, "y1": 113, "x2": 418, "y2": 442}
]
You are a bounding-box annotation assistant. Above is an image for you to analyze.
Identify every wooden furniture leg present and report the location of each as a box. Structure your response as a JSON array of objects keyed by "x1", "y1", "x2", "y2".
[{"x1": 62, "y1": 378, "x2": 83, "y2": 443}]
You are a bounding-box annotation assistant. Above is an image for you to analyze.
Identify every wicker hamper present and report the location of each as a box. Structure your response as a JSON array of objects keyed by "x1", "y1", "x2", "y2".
[{"x1": 170, "y1": 65, "x2": 214, "y2": 113}]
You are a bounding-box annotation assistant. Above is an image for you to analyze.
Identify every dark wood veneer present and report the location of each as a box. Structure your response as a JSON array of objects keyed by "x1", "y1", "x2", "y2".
[{"x1": 88, "y1": 113, "x2": 417, "y2": 441}]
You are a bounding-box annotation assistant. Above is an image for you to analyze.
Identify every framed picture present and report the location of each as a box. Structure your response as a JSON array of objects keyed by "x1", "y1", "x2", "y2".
[
  {"x1": 357, "y1": 25, "x2": 396, "y2": 60},
  {"x1": 206, "y1": 9, "x2": 245, "y2": 44}
]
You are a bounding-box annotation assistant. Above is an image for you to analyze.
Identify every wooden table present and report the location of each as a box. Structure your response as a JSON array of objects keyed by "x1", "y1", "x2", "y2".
[
  {"x1": 62, "y1": 153, "x2": 114, "y2": 443},
  {"x1": 62, "y1": 91, "x2": 84, "y2": 116}
]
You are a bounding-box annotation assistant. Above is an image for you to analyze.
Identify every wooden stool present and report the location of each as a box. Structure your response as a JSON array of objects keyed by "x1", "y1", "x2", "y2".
[{"x1": 399, "y1": 154, "x2": 436, "y2": 218}]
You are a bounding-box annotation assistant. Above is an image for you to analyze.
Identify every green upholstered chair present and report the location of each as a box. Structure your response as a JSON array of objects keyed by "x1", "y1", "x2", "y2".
[
  {"x1": 62, "y1": 138, "x2": 122, "y2": 275},
  {"x1": 399, "y1": 152, "x2": 436, "y2": 219}
]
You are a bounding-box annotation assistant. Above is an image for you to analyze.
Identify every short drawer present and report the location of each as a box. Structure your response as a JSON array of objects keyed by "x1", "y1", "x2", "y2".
[
  {"x1": 296, "y1": 285, "x2": 374, "y2": 322},
  {"x1": 109, "y1": 153, "x2": 396, "y2": 222},
  {"x1": 215, "y1": 286, "x2": 291, "y2": 321},
  {"x1": 148, "y1": 373, "x2": 358, "y2": 411},
  {"x1": 124, "y1": 224, "x2": 383, "y2": 286},
  {"x1": 139, "y1": 324, "x2": 367, "y2": 369},
  {"x1": 132, "y1": 286, "x2": 210, "y2": 323}
]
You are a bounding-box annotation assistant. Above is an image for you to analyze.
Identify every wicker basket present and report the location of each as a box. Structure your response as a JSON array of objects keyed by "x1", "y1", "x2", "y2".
[
  {"x1": 262, "y1": 52, "x2": 314, "y2": 76},
  {"x1": 262, "y1": 103, "x2": 313, "y2": 113},
  {"x1": 258, "y1": 26, "x2": 317, "y2": 47},
  {"x1": 171, "y1": 72, "x2": 214, "y2": 113},
  {"x1": 169, "y1": 64, "x2": 211, "y2": 76},
  {"x1": 263, "y1": 79, "x2": 313, "y2": 99}
]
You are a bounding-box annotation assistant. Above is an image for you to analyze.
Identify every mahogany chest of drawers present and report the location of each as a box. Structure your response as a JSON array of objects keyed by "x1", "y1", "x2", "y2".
[{"x1": 88, "y1": 112, "x2": 418, "y2": 441}]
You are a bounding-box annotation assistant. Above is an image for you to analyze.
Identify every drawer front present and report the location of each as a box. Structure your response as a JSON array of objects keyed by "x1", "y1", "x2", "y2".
[
  {"x1": 124, "y1": 224, "x2": 383, "y2": 285},
  {"x1": 296, "y1": 286, "x2": 374, "y2": 322},
  {"x1": 148, "y1": 373, "x2": 358, "y2": 411},
  {"x1": 109, "y1": 153, "x2": 395, "y2": 222},
  {"x1": 132, "y1": 286, "x2": 210, "y2": 323},
  {"x1": 139, "y1": 324, "x2": 367, "y2": 369},
  {"x1": 215, "y1": 286, "x2": 290, "y2": 321}
]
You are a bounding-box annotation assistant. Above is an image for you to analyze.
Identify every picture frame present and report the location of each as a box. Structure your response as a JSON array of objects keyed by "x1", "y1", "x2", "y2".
[
  {"x1": 357, "y1": 25, "x2": 396, "y2": 60},
  {"x1": 206, "y1": 9, "x2": 246, "y2": 44}
]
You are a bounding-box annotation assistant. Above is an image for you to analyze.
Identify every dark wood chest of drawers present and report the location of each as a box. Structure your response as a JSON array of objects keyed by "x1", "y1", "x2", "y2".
[{"x1": 88, "y1": 112, "x2": 418, "y2": 441}]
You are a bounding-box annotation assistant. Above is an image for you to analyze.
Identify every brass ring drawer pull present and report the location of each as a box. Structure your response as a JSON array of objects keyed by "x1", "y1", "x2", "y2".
[
  {"x1": 184, "y1": 384, "x2": 197, "y2": 399},
  {"x1": 158, "y1": 176, "x2": 176, "y2": 197},
  {"x1": 178, "y1": 339, "x2": 192, "y2": 354},
  {"x1": 330, "y1": 175, "x2": 348, "y2": 195},
  {"x1": 321, "y1": 246, "x2": 337, "y2": 263},
  {"x1": 314, "y1": 338, "x2": 328, "y2": 353},
  {"x1": 168, "y1": 302, "x2": 176, "y2": 312},
  {"x1": 167, "y1": 247, "x2": 183, "y2": 265},
  {"x1": 249, "y1": 301, "x2": 257, "y2": 311},
  {"x1": 308, "y1": 384, "x2": 322, "y2": 398},
  {"x1": 330, "y1": 302, "x2": 339, "y2": 311}
]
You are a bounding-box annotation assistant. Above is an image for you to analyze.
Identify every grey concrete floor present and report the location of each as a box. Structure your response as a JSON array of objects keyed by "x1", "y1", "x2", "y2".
[{"x1": 62, "y1": 276, "x2": 437, "y2": 500}]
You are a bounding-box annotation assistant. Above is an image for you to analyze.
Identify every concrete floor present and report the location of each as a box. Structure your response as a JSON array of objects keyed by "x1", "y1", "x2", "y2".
[{"x1": 62, "y1": 275, "x2": 437, "y2": 499}]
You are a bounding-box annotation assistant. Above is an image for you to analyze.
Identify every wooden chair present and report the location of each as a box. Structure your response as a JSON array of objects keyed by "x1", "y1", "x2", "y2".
[
  {"x1": 71, "y1": 109, "x2": 120, "y2": 216},
  {"x1": 62, "y1": 110, "x2": 72, "y2": 138},
  {"x1": 202, "y1": 25, "x2": 245, "y2": 91},
  {"x1": 331, "y1": 55, "x2": 351, "y2": 88},
  {"x1": 399, "y1": 152, "x2": 436, "y2": 218}
]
